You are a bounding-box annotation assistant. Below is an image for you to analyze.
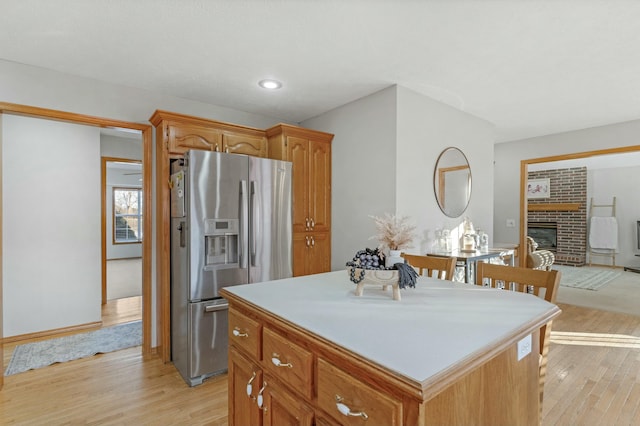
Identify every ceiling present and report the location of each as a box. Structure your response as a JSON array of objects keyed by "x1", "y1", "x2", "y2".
[{"x1": 2, "y1": 1, "x2": 640, "y2": 143}]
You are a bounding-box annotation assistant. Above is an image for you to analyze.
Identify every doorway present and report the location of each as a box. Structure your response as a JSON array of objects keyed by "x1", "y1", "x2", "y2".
[
  {"x1": 520, "y1": 146, "x2": 640, "y2": 266},
  {"x1": 102, "y1": 157, "x2": 143, "y2": 306},
  {"x1": 0, "y1": 102, "x2": 152, "y2": 357}
]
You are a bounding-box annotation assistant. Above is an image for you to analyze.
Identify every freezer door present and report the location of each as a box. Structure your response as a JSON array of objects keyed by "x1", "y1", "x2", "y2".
[
  {"x1": 187, "y1": 150, "x2": 249, "y2": 300},
  {"x1": 248, "y1": 157, "x2": 293, "y2": 283},
  {"x1": 187, "y1": 299, "x2": 229, "y2": 385}
]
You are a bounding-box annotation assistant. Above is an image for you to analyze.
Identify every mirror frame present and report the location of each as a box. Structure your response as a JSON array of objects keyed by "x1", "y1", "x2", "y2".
[{"x1": 434, "y1": 147, "x2": 472, "y2": 218}]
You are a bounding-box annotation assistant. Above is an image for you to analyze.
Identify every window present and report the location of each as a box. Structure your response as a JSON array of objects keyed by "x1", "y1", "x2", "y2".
[{"x1": 113, "y1": 187, "x2": 143, "y2": 243}]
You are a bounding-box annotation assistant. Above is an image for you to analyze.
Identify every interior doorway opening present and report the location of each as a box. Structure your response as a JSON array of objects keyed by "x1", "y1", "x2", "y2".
[{"x1": 0, "y1": 102, "x2": 152, "y2": 357}]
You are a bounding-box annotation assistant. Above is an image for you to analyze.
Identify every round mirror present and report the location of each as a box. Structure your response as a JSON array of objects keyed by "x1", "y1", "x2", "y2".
[{"x1": 434, "y1": 147, "x2": 471, "y2": 218}]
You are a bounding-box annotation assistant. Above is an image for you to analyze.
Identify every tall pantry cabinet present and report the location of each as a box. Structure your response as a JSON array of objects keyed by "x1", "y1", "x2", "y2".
[{"x1": 267, "y1": 124, "x2": 333, "y2": 277}]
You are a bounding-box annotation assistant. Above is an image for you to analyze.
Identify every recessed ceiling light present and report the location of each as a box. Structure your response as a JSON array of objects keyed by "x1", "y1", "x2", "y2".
[{"x1": 258, "y1": 79, "x2": 282, "y2": 90}]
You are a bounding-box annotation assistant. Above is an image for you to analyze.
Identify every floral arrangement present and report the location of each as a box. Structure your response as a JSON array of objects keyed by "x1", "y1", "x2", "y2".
[{"x1": 369, "y1": 213, "x2": 416, "y2": 251}]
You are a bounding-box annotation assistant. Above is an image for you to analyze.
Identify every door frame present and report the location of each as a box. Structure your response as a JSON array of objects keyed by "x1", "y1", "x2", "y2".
[
  {"x1": 519, "y1": 144, "x2": 640, "y2": 265},
  {"x1": 0, "y1": 101, "x2": 153, "y2": 356},
  {"x1": 102, "y1": 157, "x2": 143, "y2": 305}
]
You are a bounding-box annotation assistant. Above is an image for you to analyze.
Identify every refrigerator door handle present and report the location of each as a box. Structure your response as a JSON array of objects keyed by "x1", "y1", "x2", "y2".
[
  {"x1": 239, "y1": 180, "x2": 248, "y2": 269},
  {"x1": 204, "y1": 302, "x2": 229, "y2": 313},
  {"x1": 250, "y1": 180, "x2": 258, "y2": 266}
]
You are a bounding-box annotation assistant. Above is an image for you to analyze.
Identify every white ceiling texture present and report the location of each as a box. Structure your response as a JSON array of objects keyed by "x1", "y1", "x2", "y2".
[{"x1": 2, "y1": 0, "x2": 640, "y2": 143}]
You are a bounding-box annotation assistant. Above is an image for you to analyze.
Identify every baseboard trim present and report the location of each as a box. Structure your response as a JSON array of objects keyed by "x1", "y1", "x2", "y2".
[
  {"x1": 2, "y1": 321, "x2": 102, "y2": 344},
  {"x1": 587, "y1": 263, "x2": 623, "y2": 269}
]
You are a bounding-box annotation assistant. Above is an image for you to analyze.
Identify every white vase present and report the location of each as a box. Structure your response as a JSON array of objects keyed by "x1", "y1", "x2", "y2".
[{"x1": 386, "y1": 250, "x2": 403, "y2": 268}]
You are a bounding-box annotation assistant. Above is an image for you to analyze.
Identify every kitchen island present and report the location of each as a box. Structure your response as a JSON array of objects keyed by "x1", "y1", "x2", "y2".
[{"x1": 220, "y1": 270, "x2": 561, "y2": 425}]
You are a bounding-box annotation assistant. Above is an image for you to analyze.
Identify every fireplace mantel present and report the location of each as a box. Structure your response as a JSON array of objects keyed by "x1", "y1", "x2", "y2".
[{"x1": 527, "y1": 203, "x2": 580, "y2": 211}]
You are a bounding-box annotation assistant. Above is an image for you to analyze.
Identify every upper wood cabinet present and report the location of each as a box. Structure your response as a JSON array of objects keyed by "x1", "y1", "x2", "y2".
[
  {"x1": 223, "y1": 132, "x2": 267, "y2": 157},
  {"x1": 267, "y1": 125, "x2": 333, "y2": 233},
  {"x1": 150, "y1": 110, "x2": 267, "y2": 158},
  {"x1": 167, "y1": 121, "x2": 221, "y2": 153}
]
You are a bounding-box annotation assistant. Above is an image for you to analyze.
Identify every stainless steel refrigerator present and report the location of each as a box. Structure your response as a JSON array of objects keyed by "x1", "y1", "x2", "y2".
[{"x1": 170, "y1": 150, "x2": 292, "y2": 386}]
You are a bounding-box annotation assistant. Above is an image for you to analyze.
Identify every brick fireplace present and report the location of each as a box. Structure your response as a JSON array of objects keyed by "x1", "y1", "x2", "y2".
[{"x1": 527, "y1": 167, "x2": 587, "y2": 266}]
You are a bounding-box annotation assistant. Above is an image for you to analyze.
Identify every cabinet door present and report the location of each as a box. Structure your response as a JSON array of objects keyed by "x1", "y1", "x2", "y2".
[
  {"x1": 167, "y1": 122, "x2": 221, "y2": 154},
  {"x1": 292, "y1": 232, "x2": 330, "y2": 277},
  {"x1": 287, "y1": 136, "x2": 310, "y2": 233},
  {"x1": 308, "y1": 139, "x2": 331, "y2": 233},
  {"x1": 229, "y1": 348, "x2": 263, "y2": 426},
  {"x1": 292, "y1": 233, "x2": 309, "y2": 277},
  {"x1": 308, "y1": 232, "x2": 330, "y2": 275},
  {"x1": 263, "y1": 374, "x2": 314, "y2": 426},
  {"x1": 223, "y1": 133, "x2": 267, "y2": 157}
]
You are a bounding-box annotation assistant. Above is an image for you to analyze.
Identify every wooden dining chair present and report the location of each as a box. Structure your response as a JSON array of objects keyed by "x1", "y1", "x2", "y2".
[
  {"x1": 475, "y1": 262, "x2": 561, "y2": 420},
  {"x1": 402, "y1": 254, "x2": 457, "y2": 280}
]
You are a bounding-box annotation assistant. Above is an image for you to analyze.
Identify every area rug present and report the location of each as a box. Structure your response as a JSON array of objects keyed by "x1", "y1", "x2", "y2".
[
  {"x1": 4, "y1": 321, "x2": 141, "y2": 376},
  {"x1": 553, "y1": 265, "x2": 622, "y2": 291}
]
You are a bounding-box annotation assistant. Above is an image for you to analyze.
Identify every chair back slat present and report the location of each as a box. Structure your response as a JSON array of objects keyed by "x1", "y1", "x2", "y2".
[
  {"x1": 475, "y1": 262, "x2": 560, "y2": 303},
  {"x1": 402, "y1": 254, "x2": 457, "y2": 281}
]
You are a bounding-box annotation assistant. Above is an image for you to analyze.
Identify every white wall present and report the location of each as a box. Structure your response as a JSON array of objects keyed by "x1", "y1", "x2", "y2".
[
  {"x1": 588, "y1": 166, "x2": 640, "y2": 265},
  {"x1": 494, "y1": 119, "x2": 640, "y2": 246},
  {"x1": 0, "y1": 60, "x2": 286, "y2": 128},
  {"x1": 396, "y1": 87, "x2": 495, "y2": 252},
  {"x1": 2, "y1": 115, "x2": 101, "y2": 336},
  {"x1": 0, "y1": 59, "x2": 287, "y2": 342},
  {"x1": 303, "y1": 85, "x2": 496, "y2": 269},
  {"x1": 302, "y1": 86, "x2": 398, "y2": 270}
]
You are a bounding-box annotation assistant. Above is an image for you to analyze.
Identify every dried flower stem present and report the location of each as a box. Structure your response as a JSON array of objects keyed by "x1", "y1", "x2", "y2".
[{"x1": 369, "y1": 213, "x2": 416, "y2": 251}]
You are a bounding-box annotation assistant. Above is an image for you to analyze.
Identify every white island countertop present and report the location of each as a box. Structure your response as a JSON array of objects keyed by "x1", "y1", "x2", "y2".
[{"x1": 222, "y1": 270, "x2": 561, "y2": 386}]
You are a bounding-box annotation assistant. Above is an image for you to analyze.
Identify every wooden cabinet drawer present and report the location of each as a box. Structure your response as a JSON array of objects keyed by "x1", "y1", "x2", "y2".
[
  {"x1": 317, "y1": 358, "x2": 402, "y2": 426},
  {"x1": 262, "y1": 327, "x2": 313, "y2": 399},
  {"x1": 228, "y1": 308, "x2": 261, "y2": 360}
]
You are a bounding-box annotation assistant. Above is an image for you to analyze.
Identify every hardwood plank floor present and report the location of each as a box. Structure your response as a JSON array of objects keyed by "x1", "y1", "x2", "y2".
[
  {"x1": 543, "y1": 303, "x2": 640, "y2": 425},
  {"x1": 2, "y1": 298, "x2": 639, "y2": 425}
]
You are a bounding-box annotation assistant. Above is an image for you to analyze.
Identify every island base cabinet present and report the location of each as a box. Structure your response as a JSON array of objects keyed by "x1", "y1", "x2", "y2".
[
  {"x1": 262, "y1": 374, "x2": 315, "y2": 426},
  {"x1": 229, "y1": 348, "x2": 263, "y2": 426},
  {"x1": 223, "y1": 283, "x2": 550, "y2": 426},
  {"x1": 423, "y1": 330, "x2": 541, "y2": 426}
]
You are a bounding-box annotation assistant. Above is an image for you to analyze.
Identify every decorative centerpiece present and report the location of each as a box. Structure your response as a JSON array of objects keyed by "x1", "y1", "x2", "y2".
[
  {"x1": 370, "y1": 213, "x2": 416, "y2": 267},
  {"x1": 345, "y1": 214, "x2": 418, "y2": 301}
]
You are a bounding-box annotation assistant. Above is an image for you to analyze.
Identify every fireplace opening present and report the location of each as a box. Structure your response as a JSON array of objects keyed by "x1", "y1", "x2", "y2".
[{"x1": 528, "y1": 222, "x2": 557, "y2": 251}]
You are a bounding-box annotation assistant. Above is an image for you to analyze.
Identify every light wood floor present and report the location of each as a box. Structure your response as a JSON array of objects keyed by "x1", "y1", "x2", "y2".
[{"x1": 2, "y1": 300, "x2": 639, "y2": 425}]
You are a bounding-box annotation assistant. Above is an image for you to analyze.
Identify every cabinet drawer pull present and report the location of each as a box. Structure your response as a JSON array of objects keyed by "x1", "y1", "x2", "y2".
[
  {"x1": 232, "y1": 327, "x2": 249, "y2": 338},
  {"x1": 310, "y1": 218, "x2": 315, "y2": 229},
  {"x1": 246, "y1": 371, "x2": 256, "y2": 400},
  {"x1": 335, "y1": 395, "x2": 369, "y2": 420},
  {"x1": 257, "y1": 381, "x2": 268, "y2": 411},
  {"x1": 271, "y1": 353, "x2": 293, "y2": 368}
]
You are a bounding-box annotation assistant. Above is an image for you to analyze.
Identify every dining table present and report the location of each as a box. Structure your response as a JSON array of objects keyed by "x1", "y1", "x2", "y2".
[{"x1": 430, "y1": 245, "x2": 517, "y2": 283}]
